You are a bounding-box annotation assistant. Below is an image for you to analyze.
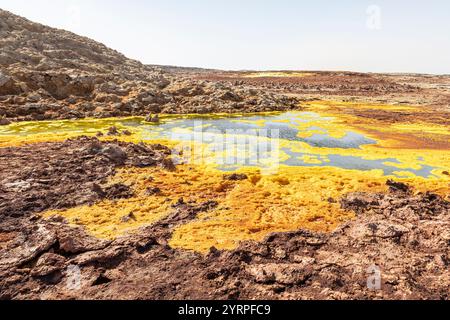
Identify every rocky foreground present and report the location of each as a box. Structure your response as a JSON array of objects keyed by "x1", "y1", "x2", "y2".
[
  {"x1": 0, "y1": 138, "x2": 448, "y2": 300},
  {"x1": 0, "y1": 8, "x2": 449, "y2": 300},
  {"x1": 2, "y1": 8, "x2": 450, "y2": 125}
]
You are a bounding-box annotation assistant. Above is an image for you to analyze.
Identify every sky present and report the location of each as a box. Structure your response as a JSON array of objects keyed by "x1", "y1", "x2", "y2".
[{"x1": 1, "y1": 0, "x2": 449, "y2": 74}]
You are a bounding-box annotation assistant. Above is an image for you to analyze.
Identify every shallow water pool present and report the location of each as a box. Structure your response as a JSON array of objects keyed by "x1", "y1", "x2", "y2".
[{"x1": 0, "y1": 111, "x2": 442, "y2": 178}]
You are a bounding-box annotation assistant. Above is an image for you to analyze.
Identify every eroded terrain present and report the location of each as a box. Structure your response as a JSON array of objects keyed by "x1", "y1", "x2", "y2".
[{"x1": 0, "y1": 9, "x2": 449, "y2": 300}]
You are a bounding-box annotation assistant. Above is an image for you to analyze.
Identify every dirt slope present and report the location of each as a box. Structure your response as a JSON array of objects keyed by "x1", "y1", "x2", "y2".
[{"x1": 0, "y1": 9, "x2": 299, "y2": 122}]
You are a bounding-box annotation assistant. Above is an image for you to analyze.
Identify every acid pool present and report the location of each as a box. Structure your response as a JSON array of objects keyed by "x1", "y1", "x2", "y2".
[
  {"x1": 0, "y1": 111, "x2": 443, "y2": 178},
  {"x1": 2, "y1": 111, "x2": 449, "y2": 252}
]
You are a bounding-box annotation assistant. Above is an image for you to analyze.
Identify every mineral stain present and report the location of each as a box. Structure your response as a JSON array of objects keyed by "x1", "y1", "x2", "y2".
[{"x1": 3, "y1": 103, "x2": 448, "y2": 253}]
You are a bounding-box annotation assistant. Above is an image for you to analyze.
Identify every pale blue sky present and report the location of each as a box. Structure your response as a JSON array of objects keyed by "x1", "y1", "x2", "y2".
[{"x1": 1, "y1": 0, "x2": 449, "y2": 74}]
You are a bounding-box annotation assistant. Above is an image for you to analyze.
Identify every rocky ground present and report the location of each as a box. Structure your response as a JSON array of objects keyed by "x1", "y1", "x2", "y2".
[
  {"x1": 0, "y1": 138, "x2": 448, "y2": 300},
  {"x1": 195, "y1": 71, "x2": 450, "y2": 110},
  {"x1": 0, "y1": 9, "x2": 299, "y2": 123},
  {"x1": 0, "y1": 136, "x2": 173, "y2": 218},
  {"x1": 0, "y1": 9, "x2": 449, "y2": 300},
  {"x1": 2, "y1": 9, "x2": 449, "y2": 124}
]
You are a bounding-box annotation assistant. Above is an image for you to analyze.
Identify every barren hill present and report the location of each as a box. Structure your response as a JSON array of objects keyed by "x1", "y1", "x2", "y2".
[{"x1": 0, "y1": 9, "x2": 298, "y2": 122}]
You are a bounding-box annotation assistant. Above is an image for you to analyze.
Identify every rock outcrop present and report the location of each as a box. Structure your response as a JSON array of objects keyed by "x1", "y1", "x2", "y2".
[
  {"x1": 0, "y1": 137, "x2": 172, "y2": 218},
  {"x1": 0, "y1": 9, "x2": 299, "y2": 123}
]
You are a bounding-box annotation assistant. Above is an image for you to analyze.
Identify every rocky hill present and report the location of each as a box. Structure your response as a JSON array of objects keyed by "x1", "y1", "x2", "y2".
[{"x1": 0, "y1": 9, "x2": 298, "y2": 123}]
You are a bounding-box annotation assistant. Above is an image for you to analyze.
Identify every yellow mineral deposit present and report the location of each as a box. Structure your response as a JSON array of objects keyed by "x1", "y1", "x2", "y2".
[
  {"x1": 303, "y1": 100, "x2": 450, "y2": 150},
  {"x1": 242, "y1": 72, "x2": 315, "y2": 78},
  {"x1": 3, "y1": 100, "x2": 448, "y2": 253},
  {"x1": 0, "y1": 117, "x2": 138, "y2": 147}
]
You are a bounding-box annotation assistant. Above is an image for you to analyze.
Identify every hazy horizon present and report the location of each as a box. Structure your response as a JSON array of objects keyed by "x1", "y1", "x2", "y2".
[{"x1": 1, "y1": 0, "x2": 450, "y2": 75}]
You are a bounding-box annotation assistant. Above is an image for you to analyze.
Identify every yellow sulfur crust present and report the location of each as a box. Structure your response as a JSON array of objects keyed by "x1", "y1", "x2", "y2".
[
  {"x1": 3, "y1": 101, "x2": 448, "y2": 253},
  {"x1": 242, "y1": 72, "x2": 315, "y2": 78},
  {"x1": 42, "y1": 164, "x2": 449, "y2": 253}
]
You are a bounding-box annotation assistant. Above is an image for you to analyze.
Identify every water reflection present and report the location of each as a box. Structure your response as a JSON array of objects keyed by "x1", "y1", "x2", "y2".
[{"x1": 0, "y1": 112, "x2": 439, "y2": 178}]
